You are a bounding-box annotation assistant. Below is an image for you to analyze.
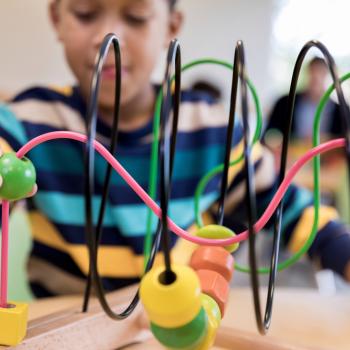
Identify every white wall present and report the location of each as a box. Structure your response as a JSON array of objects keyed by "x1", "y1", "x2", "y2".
[
  {"x1": 177, "y1": 0, "x2": 276, "y2": 107},
  {"x1": 0, "y1": 0, "x2": 276, "y2": 108},
  {"x1": 0, "y1": 0, "x2": 74, "y2": 93}
]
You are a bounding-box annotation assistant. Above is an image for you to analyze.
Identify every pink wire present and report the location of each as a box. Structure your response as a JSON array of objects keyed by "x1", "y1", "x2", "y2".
[
  {"x1": 16, "y1": 131, "x2": 346, "y2": 246},
  {"x1": 0, "y1": 132, "x2": 344, "y2": 305},
  {"x1": 0, "y1": 200, "x2": 10, "y2": 307}
]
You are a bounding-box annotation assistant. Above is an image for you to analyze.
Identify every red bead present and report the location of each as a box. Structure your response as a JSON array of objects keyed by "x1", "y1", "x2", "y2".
[
  {"x1": 190, "y1": 246, "x2": 234, "y2": 282},
  {"x1": 196, "y1": 269, "x2": 229, "y2": 317}
]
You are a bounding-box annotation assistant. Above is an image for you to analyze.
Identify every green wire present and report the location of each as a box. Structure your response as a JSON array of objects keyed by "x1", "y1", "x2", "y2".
[
  {"x1": 143, "y1": 58, "x2": 262, "y2": 270},
  {"x1": 143, "y1": 91, "x2": 162, "y2": 270},
  {"x1": 194, "y1": 72, "x2": 350, "y2": 274}
]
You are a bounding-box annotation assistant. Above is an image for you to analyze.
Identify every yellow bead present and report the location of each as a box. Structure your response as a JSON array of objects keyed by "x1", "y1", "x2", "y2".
[
  {"x1": 195, "y1": 225, "x2": 239, "y2": 253},
  {"x1": 0, "y1": 302, "x2": 28, "y2": 346},
  {"x1": 140, "y1": 265, "x2": 202, "y2": 328},
  {"x1": 192, "y1": 294, "x2": 221, "y2": 350}
]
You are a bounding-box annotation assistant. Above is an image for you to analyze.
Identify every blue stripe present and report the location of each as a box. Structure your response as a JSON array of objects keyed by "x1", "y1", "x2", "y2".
[
  {"x1": 22, "y1": 119, "x2": 237, "y2": 152},
  {"x1": 53, "y1": 222, "x2": 125, "y2": 245},
  {"x1": 100, "y1": 144, "x2": 226, "y2": 185},
  {"x1": 0, "y1": 128, "x2": 23, "y2": 153},
  {"x1": 31, "y1": 241, "x2": 85, "y2": 277},
  {"x1": 30, "y1": 142, "x2": 225, "y2": 191},
  {"x1": 181, "y1": 89, "x2": 218, "y2": 104},
  {"x1": 125, "y1": 230, "x2": 179, "y2": 255},
  {"x1": 281, "y1": 187, "x2": 313, "y2": 232},
  {"x1": 29, "y1": 141, "x2": 84, "y2": 175},
  {"x1": 0, "y1": 104, "x2": 28, "y2": 145},
  {"x1": 43, "y1": 220, "x2": 181, "y2": 249},
  {"x1": 19, "y1": 124, "x2": 234, "y2": 179},
  {"x1": 36, "y1": 168, "x2": 220, "y2": 203},
  {"x1": 111, "y1": 191, "x2": 218, "y2": 236},
  {"x1": 34, "y1": 190, "x2": 218, "y2": 236}
]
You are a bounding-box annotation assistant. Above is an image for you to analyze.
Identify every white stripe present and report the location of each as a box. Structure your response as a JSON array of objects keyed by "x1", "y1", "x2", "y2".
[
  {"x1": 9, "y1": 99, "x2": 112, "y2": 144},
  {"x1": 177, "y1": 101, "x2": 228, "y2": 132},
  {"x1": 9, "y1": 100, "x2": 86, "y2": 133}
]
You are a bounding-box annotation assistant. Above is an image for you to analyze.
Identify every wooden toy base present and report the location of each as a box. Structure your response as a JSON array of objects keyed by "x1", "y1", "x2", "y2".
[{"x1": 2, "y1": 286, "x2": 348, "y2": 350}]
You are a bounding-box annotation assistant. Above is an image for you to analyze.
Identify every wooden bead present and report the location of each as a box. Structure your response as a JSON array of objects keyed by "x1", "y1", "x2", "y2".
[
  {"x1": 190, "y1": 246, "x2": 234, "y2": 282},
  {"x1": 195, "y1": 225, "x2": 239, "y2": 253},
  {"x1": 140, "y1": 265, "x2": 202, "y2": 328},
  {"x1": 0, "y1": 302, "x2": 28, "y2": 346},
  {"x1": 196, "y1": 269, "x2": 229, "y2": 317}
]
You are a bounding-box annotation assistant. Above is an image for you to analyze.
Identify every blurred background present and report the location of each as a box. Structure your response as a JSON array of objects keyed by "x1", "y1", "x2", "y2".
[
  {"x1": 2, "y1": 0, "x2": 350, "y2": 108},
  {"x1": 1, "y1": 0, "x2": 350, "y2": 300}
]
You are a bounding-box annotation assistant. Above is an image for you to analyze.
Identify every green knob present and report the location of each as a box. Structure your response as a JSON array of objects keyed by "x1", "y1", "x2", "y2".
[
  {"x1": 196, "y1": 225, "x2": 239, "y2": 253},
  {"x1": 0, "y1": 153, "x2": 36, "y2": 201}
]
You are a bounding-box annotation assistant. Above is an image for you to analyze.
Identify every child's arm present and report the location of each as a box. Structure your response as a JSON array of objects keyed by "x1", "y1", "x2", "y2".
[
  {"x1": 0, "y1": 104, "x2": 37, "y2": 210},
  {"x1": 222, "y1": 142, "x2": 350, "y2": 281}
]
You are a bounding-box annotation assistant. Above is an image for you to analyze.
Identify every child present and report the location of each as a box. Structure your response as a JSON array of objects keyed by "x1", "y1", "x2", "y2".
[{"x1": 0, "y1": 0, "x2": 350, "y2": 298}]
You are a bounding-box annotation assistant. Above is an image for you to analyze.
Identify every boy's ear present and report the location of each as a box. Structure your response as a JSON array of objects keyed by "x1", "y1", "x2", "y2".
[
  {"x1": 49, "y1": 0, "x2": 63, "y2": 41},
  {"x1": 165, "y1": 10, "x2": 184, "y2": 46}
]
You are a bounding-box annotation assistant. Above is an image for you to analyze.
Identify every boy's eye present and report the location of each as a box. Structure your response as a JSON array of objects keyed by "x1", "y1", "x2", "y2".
[
  {"x1": 73, "y1": 10, "x2": 99, "y2": 23},
  {"x1": 124, "y1": 14, "x2": 150, "y2": 26}
]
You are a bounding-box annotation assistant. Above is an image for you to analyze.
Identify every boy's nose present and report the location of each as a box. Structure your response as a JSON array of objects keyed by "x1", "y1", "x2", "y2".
[{"x1": 93, "y1": 20, "x2": 125, "y2": 50}]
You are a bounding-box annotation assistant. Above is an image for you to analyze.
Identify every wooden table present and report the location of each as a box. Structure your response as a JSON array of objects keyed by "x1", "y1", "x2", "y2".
[{"x1": 3, "y1": 287, "x2": 349, "y2": 350}]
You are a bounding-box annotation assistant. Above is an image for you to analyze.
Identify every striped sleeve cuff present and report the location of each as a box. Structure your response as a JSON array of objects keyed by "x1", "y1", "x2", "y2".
[{"x1": 308, "y1": 220, "x2": 350, "y2": 277}]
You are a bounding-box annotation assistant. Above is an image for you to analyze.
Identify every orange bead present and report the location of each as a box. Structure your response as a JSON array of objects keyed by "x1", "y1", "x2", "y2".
[
  {"x1": 190, "y1": 246, "x2": 234, "y2": 282},
  {"x1": 196, "y1": 269, "x2": 229, "y2": 317}
]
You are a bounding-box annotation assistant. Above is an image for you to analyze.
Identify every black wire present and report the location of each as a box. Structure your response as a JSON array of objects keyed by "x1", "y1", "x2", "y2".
[
  {"x1": 247, "y1": 40, "x2": 350, "y2": 334},
  {"x1": 82, "y1": 33, "x2": 161, "y2": 319},
  {"x1": 82, "y1": 34, "x2": 182, "y2": 320},
  {"x1": 82, "y1": 33, "x2": 121, "y2": 313},
  {"x1": 158, "y1": 39, "x2": 181, "y2": 283},
  {"x1": 216, "y1": 53, "x2": 238, "y2": 225},
  {"x1": 229, "y1": 41, "x2": 265, "y2": 333},
  {"x1": 224, "y1": 41, "x2": 275, "y2": 335}
]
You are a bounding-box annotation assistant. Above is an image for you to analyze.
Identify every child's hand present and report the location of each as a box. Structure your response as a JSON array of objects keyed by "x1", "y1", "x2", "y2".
[{"x1": 137, "y1": 306, "x2": 150, "y2": 330}]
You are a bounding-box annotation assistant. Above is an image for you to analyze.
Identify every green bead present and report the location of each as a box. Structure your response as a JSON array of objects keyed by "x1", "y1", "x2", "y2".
[
  {"x1": 151, "y1": 307, "x2": 207, "y2": 349},
  {"x1": 196, "y1": 225, "x2": 239, "y2": 253},
  {"x1": 0, "y1": 153, "x2": 36, "y2": 201}
]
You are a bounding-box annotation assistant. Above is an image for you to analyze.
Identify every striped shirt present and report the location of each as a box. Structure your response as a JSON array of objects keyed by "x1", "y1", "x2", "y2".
[{"x1": 0, "y1": 85, "x2": 349, "y2": 297}]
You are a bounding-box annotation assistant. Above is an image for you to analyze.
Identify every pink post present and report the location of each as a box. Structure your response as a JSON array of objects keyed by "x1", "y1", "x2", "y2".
[{"x1": 0, "y1": 200, "x2": 10, "y2": 308}]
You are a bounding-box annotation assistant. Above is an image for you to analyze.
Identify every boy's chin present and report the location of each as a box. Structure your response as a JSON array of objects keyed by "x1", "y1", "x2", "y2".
[{"x1": 98, "y1": 97, "x2": 118, "y2": 112}]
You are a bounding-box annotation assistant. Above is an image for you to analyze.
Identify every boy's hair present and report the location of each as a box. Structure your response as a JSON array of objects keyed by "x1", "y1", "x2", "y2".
[
  {"x1": 308, "y1": 56, "x2": 327, "y2": 69},
  {"x1": 169, "y1": 0, "x2": 177, "y2": 10}
]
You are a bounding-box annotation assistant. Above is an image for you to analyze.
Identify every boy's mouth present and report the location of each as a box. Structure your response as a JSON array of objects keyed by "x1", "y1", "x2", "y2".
[{"x1": 101, "y1": 65, "x2": 128, "y2": 80}]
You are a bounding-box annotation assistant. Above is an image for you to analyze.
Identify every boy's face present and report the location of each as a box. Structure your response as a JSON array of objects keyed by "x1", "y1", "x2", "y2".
[{"x1": 50, "y1": 0, "x2": 182, "y2": 110}]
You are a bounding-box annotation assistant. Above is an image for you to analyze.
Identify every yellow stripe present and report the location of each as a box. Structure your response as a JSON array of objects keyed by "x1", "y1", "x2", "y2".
[
  {"x1": 48, "y1": 85, "x2": 73, "y2": 96},
  {"x1": 0, "y1": 138, "x2": 15, "y2": 153},
  {"x1": 30, "y1": 212, "x2": 144, "y2": 277},
  {"x1": 227, "y1": 140, "x2": 263, "y2": 185},
  {"x1": 287, "y1": 206, "x2": 339, "y2": 253},
  {"x1": 29, "y1": 211, "x2": 199, "y2": 278}
]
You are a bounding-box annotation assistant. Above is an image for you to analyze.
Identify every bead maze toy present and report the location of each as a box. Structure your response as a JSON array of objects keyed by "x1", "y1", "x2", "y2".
[{"x1": 0, "y1": 33, "x2": 350, "y2": 349}]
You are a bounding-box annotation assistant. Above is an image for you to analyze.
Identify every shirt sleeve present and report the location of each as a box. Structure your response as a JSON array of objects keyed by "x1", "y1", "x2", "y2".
[
  {"x1": 0, "y1": 103, "x2": 28, "y2": 151},
  {"x1": 221, "y1": 140, "x2": 350, "y2": 278}
]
